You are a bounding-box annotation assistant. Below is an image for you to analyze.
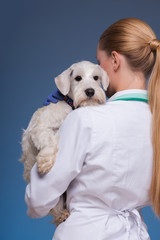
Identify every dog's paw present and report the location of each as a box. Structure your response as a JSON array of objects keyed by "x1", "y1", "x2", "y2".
[
  {"x1": 37, "y1": 154, "x2": 55, "y2": 175},
  {"x1": 56, "y1": 209, "x2": 70, "y2": 225}
]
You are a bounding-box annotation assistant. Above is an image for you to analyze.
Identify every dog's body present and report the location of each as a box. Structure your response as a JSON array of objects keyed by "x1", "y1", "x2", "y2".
[
  {"x1": 20, "y1": 61, "x2": 109, "y2": 225},
  {"x1": 21, "y1": 101, "x2": 72, "y2": 182}
]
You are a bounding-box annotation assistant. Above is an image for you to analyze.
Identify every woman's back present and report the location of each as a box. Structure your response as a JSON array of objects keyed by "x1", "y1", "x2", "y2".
[{"x1": 54, "y1": 89, "x2": 152, "y2": 240}]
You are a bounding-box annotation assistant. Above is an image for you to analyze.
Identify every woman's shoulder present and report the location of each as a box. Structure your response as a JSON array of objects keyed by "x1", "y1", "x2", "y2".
[
  {"x1": 65, "y1": 102, "x2": 115, "y2": 129},
  {"x1": 65, "y1": 100, "x2": 151, "y2": 127}
]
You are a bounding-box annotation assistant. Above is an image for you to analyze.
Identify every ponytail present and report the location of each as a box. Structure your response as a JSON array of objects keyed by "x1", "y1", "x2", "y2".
[{"x1": 148, "y1": 40, "x2": 160, "y2": 217}]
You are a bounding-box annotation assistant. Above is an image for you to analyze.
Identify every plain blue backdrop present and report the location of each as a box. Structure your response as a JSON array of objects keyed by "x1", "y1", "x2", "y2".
[{"x1": 1, "y1": 0, "x2": 160, "y2": 239}]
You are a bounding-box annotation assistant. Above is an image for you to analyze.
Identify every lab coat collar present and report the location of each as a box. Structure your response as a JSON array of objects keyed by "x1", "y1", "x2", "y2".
[{"x1": 108, "y1": 89, "x2": 148, "y2": 102}]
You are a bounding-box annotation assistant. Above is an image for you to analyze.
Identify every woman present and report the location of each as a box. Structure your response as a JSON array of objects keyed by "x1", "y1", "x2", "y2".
[{"x1": 25, "y1": 18, "x2": 160, "y2": 239}]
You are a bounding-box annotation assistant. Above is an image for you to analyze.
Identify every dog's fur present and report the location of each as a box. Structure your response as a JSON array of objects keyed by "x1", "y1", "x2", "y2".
[{"x1": 20, "y1": 61, "x2": 109, "y2": 225}]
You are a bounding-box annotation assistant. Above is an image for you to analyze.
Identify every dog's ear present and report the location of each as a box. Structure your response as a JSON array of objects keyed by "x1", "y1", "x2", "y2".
[
  {"x1": 55, "y1": 67, "x2": 72, "y2": 95},
  {"x1": 99, "y1": 66, "x2": 110, "y2": 91}
]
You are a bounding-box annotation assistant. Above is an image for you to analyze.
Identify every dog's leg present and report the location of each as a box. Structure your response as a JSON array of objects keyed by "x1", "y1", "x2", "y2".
[
  {"x1": 31, "y1": 129, "x2": 59, "y2": 175},
  {"x1": 36, "y1": 140, "x2": 58, "y2": 175},
  {"x1": 49, "y1": 194, "x2": 70, "y2": 226}
]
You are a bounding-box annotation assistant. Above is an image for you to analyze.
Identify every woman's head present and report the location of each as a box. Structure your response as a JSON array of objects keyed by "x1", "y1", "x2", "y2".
[{"x1": 98, "y1": 18, "x2": 159, "y2": 77}]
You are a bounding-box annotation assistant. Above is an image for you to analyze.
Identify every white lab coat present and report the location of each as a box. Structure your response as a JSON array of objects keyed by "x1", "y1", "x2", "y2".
[{"x1": 25, "y1": 89, "x2": 153, "y2": 240}]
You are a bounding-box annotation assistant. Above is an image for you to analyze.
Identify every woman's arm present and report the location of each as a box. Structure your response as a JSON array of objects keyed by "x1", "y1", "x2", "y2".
[{"x1": 25, "y1": 108, "x2": 92, "y2": 218}]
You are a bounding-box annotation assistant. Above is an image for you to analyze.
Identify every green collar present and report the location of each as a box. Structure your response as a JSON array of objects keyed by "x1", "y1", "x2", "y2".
[{"x1": 111, "y1": 92, "x2": 148, "y2": 103}]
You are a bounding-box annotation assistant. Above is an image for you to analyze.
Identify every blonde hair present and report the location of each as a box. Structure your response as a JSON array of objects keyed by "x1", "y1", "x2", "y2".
[{"x1": 99, "y1": 18, "x2": 160, "y2": 217}]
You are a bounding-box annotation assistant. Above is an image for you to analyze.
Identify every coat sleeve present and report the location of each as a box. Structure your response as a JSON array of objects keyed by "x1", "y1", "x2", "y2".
[{"x1": 25, "y1": 108, "x2": 92, "y2": 218}]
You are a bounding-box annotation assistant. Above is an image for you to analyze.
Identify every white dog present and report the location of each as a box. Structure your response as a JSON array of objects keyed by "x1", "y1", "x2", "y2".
[{"x1": 20, "y1": 61, "x2": 109, "y2": 225}]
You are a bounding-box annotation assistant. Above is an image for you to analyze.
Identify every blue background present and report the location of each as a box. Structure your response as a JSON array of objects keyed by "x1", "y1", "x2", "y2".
[{"x1": 1, "y1": 0, "x2": 160, "y2": 239}]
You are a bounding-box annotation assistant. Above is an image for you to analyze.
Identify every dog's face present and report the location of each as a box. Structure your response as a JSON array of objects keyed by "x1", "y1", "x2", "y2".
[{"x1": 55, "y1": 61, "x2": 109, "y2": 108}]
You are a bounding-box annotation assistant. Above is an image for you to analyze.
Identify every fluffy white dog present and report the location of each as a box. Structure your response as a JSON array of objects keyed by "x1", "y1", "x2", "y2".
[{"x1": 20, "y1": 61, "x2": 109, "y2": 225}]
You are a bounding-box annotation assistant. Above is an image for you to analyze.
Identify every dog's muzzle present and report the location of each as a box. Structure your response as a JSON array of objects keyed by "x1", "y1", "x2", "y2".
[{"x1": 85, "y1": 88, "x2": 95, "y2": 97}]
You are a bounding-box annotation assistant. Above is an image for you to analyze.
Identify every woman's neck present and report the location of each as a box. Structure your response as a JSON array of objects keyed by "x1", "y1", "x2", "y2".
[{"x1": 115, "y1": 66, "x2": 146, "y2": 92}]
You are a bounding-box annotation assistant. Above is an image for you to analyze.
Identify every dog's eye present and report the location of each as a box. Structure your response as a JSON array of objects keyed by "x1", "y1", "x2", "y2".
[
  {"x1": 75, "y1": 76, "x2": 82, "y2": 81},
  {"x1": 93, "y1": 76, "x2": 99, "y2": 80}
]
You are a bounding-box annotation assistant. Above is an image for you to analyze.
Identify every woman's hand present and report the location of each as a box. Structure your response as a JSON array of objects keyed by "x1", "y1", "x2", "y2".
[{"x1": 43, "y1": 88, "x2": 65, "y2": 106}]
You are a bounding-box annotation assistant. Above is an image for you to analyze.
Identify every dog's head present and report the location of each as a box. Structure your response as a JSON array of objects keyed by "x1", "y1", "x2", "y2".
[{"x1": 55, "y1": 61, "x2": 109, "y2": 108}]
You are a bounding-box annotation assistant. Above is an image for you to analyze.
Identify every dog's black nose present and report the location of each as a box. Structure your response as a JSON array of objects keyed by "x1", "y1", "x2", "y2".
[{"x1": 85, "y1": 88, "x2": 95, "y2": 97}]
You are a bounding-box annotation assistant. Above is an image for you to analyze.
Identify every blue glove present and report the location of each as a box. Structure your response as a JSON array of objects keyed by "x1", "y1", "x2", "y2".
[{"x1": 43, "y1": 88, "x2": 65, "y2": 106}]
